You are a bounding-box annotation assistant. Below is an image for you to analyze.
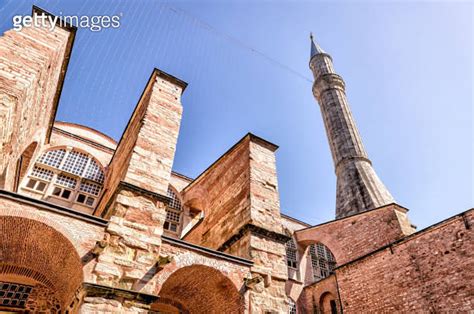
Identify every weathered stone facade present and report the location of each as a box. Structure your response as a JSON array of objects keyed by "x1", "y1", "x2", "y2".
[
  {"x1": 310, "y1": 36, "x2": 395, "y2": 219},
  {"x1": 0, "y1": 9, "x2": 471, "y2": 313}
]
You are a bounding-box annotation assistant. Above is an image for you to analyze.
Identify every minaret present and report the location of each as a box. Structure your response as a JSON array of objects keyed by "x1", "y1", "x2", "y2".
[{"x1": 309, "y1": 34, "x2": 395, "y2": 219}]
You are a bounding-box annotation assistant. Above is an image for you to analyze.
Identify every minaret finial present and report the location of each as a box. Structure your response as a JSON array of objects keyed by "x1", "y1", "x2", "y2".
[{"x1": 310, "y1": 32, "x2": 324, "y2": 59}]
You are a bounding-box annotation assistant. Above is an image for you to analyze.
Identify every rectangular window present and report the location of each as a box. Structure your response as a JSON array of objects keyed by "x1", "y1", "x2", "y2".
[
  {"x1": 26, "y1": 179, "x2": 37, "y2": 189},
  {"x1": 25, "y1": 179, "x2": 47, "y2": 192},
  {"x1": 52, "y1": 187, "x2": 71, "y2": 199},
  {"x1": 36, "y1": 181, "x2": 47, "y2": 192}
]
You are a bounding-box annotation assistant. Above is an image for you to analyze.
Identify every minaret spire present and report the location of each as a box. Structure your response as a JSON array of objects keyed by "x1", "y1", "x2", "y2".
[
  {"x1": 310, "y1": 33, "x2": 325, "y2": 58},
  {"x1": 309, "y1": 34, "x2": 395, "y2": 219}
]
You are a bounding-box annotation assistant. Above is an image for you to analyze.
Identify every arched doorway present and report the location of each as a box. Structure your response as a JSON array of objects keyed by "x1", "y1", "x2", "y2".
[
  {"x1": 319, "y1": 292, "x2": 338, "y2": 314},
  {"x1": 0, "y1": 216, "x2": 83, "y2": 312},
  {"x1": 153, "y1": 265, "x2": 243, "y2": 313}
]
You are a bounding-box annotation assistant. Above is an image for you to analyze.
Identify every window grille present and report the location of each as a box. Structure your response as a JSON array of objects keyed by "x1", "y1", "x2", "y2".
[
  {"x1": 164, "y1": 186, "x2": 182, "y2": 233},
  {"x1": 23, "y1": 148, "x2": 105, "y2": 208},
  {"x1": 167, "y1": 187, "x2": 182, "y2": 210},
  {"x1": 56, "y1": 174, "x2": 77, "y2": 189},
  {"x1": 309, "y1": 243, "x2": 336, "y2": 282},
  {"x1": 80, "y1": 181, "x2": 102, "y2": 196},
  {"x1": 0, "y1": 282, "x2": 32, "y2": 309},
  {"x1": 84, "y1": 159, "x2": 105, "y2": 183},
  {"x1": 61, "y1": 151, "x2": 88, "y2": 175},
  {"x1": 288, "y1": 298, "x2": 297, "y2": 314},
  {"x1": 37, "y1": 149, "x2": 66, "y2": 168},
  {"x1": 30, "y1": 166, "x2": 54, "y2": 181},
  {"x1": 286, "y1": 239, "x2": 298, "y2": 268}
]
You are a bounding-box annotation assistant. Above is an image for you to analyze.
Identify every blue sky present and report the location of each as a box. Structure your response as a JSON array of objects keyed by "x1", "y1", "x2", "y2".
[{"x1": 0, "y1": 0, "x2": 472, "y2": 229}]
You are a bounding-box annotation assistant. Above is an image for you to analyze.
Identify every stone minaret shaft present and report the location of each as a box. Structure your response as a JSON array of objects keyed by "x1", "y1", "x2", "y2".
[{"x1": 309, "y1": 35, "x2": 394, "y2": 219}]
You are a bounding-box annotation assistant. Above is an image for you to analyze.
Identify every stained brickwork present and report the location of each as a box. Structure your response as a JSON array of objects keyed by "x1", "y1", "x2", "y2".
[
  {"x1": 0, "y1": 8, "x2": 75, "y2": 191},
  {"x1": 298, "y1": 275, "x2": 340, "y2": 314},
  {"x1": 182, "y1": 134, "x2": 289, "y2": 312},
  {"x1": 335, "y1": 209, "x2": 473, "y2": 312},
  {"x1": 96, "y1": 69, "x2": 185, "y2": 218},
  {"x1": 0, "y1": 11, "x2": 472, "y2": 313},
  {"x1": 0, "y1": 216, "x2": 83, "y2": 309},
  {"x1": 295, "y1": 204, "x2": 414, "y2": 265}
]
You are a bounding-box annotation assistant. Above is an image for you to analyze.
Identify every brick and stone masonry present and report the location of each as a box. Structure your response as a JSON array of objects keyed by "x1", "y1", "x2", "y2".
[{"x1": 0, "y1": 8, "x2": 472, "y2": 313}]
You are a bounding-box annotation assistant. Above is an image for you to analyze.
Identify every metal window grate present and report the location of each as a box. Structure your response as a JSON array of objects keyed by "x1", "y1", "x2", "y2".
[
  {"x1": 286, "y1": 239, "x2": 298, "y2": 268},
  {"x1": 80, "y1": 181, "x2": 102, "y2": 196},
  {"x1": 167, "y1": 187, "x2": 182, "y2": 211},
  {"x1": 288, "y1": 298, "x2": 297, "y2": 314},
  {"x1": 310, "y1": 243, "x2": 336, "y2": 282},
  {"x1": 37, "y1": 149, "x2": 66, "y2": 168},
  {"x1": 84, "y1": 159, "x2": 104, "y2": 183},
  {"x1": 61, "y1": 151, "x2": 88, "y2": 175},
  {"x1": 166, "y1": 210, "x2": 181, "y2": 223},
  {"x1": 30, "y1": 166, "x2": 54, "y2": 181},
  {"x1": 56, "y1": 174, "x2": 77, "y2": 189},
  {"x1": 0, "y1": 282, "x2": 32, "y2": 309}
]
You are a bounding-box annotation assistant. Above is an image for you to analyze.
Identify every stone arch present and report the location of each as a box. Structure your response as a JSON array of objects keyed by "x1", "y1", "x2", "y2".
[
  {"x1": 36, "y1": 144, "x2": 107, "y2": 172},
  {"x1": 0, "y1": 216, "x2": 83, "y2": 311},
  {"x1": 182, "y1": 186, "x2": 209, "y2": 213},
  {"x1": 319, "y1": 291, "x2": 338, "y2": 314},
  {"x1": 14, "y1": 141, "x2": 38, "y2": 191},
  {"x1": 296, "y1": 230, "x2": 344, "y2": 265},
  {"x1": 154, "y1": 264, "x2": 244, "y2": 313}
]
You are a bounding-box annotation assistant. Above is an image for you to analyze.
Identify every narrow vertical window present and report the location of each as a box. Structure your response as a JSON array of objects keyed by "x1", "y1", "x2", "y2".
[
  {"x1": 286, "y1": 239, "x2": 298, "y2": 269},
  {"x1": 309, "y1": 243, "x2": 336, "y2": 282},
  {"x1": 164, "y1": 186, "x2": 182, "y2": 233}
]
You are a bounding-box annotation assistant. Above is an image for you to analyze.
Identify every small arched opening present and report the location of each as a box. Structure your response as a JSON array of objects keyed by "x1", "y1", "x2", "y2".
[
  {"x1": 0, "y1": 216, "x2": 83, "y2": 312},
  {"x1": 154, "y1": 265, "x2": 243, "y2": 313},
  {"x1": 319, "y1": 292, "x2": 338, "y2": 314},
  {"x1": 309, "y1": 242, "x2": 336, "y2": 282},
  {"x1": 13, "y1": 141, "x2": 38, "y2": 192}
]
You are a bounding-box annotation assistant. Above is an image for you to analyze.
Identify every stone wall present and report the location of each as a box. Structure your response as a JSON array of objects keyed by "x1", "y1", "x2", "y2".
[
  {"x1": 0, "y1": 8, "x2": 75, "y2": 191},
  {"x1": 295, "y1": 204, "x2": 414, "y2": 265},
  {"x1": 298, "y1": 275, "x2": 340, "y2": 314},
  {"x1": 335, "y1": 209, "x2": 473, "y2": 312},
  {"x1": 183, "y1": 134, "x2": 290, "y2": 313},
  {"x1": 182, "y1": 135, "x2": 251, "y2": 248},
  {"x1": 96, "y1": 69, "x2": 185, "y2": 218}
]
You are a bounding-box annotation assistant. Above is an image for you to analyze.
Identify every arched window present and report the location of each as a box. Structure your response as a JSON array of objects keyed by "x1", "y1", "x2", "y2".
[
  {"x1": 309, "y1": 243, "x2": 336, "y2": 282},
  {"x1": 21, "y1": 147, "x2": 105, "y2": 208},
  {"x1": 286, "y1": 239, "x2": 298, "y2": 269},
  {"x1": 164, "y1": 186, "x2": 182, "y2": 233},
  {"x1": 288, "y1": 298, "x2": 297, "y2": 314}
]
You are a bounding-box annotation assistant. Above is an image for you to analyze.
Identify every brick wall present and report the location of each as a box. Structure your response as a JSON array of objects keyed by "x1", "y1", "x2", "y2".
[
  {"x1": 182, "y1": 135, "x2": 251, "y2": 248},
  {"x1": 0, "y1": 9, "x2": 75, "y2": 190},
  {"x1": 295, "y1": 204, "x2": 414, "y2": 265},
  {"x1": 336, "y1": 209, "x2": 473, "y2": 312},
  {"x1": 96, "y1": 69, "x2": 185, "y2": 218}
]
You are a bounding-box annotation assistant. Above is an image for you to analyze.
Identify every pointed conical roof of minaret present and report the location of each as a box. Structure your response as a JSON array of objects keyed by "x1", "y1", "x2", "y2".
[{"x1": 310, "y1": 32, "x2": 325, "y2": 59}]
